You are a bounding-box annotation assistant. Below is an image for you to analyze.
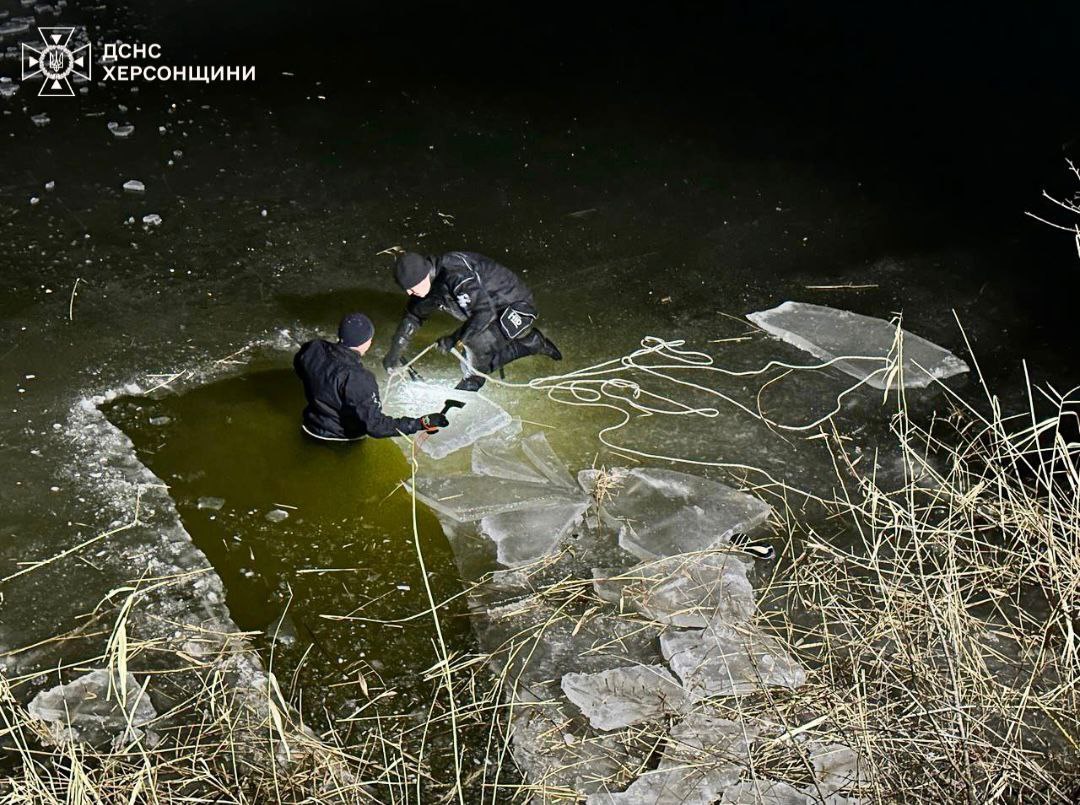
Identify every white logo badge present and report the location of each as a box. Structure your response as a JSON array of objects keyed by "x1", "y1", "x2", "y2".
[
  {"x1": 22, "y1": 27, "x2": 91, "y2": 97},
  {"x1": 456, "y1": 292, "x2": 471, "y2": 310}
]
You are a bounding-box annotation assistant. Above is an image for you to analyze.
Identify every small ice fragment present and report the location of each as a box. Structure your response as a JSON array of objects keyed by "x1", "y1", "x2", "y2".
[
  {"x1": 142, "y1": 213, "x2": 162, "y2": 226},
  {"x1": 148, "y1": 415, "x2": 170, "y2": 425},
  {"x1": 260, "y1": 209, "x2": 267, "y2": 217},
  {"x1": 479, "y1": 499, "x2": 588, "y2": 567},
  {"x1": 123, "y1": 179, "x2": 145, "y2": 193},
  {"x1": 107, "y1": 121, "x2": 134, "y2": 138},
  {"x1": 197, "y1": 496, "x2": 225, "y2": 511},
  {"x1": 561, "y1": 664, "x2": 690, "y2": 730},
  {"x1": 396, "y1": 584, "x2": 411, "y2": 591},
  {"x1": 30, "y1": 112, "x2": 49, "y2": 127},
  {"x1": 521, "y1": 431, "x2": 576, "y2": 489},
  {"x1": 266, "y1": 509, "x2": 289, "y2": 523},
  {"x1": 29, "y1": 196, "x2": 39, "y2": 205},
  {"x1": 44, "y1": 180, "x2": 54, "y2": 191}
]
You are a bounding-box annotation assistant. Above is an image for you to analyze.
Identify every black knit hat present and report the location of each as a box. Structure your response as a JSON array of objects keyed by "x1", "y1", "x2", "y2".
[
  {"x1": 394, "y1": 252, "x2": 432, "y2": 290},
  {"x1": 338, "y1": 312, "x2": 374, "y2": 347}
]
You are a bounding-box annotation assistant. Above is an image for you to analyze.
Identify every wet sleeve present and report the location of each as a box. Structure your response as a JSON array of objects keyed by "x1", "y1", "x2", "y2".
[{"x1": 344, "y1": 371, "x2": 423, "y2": 438}]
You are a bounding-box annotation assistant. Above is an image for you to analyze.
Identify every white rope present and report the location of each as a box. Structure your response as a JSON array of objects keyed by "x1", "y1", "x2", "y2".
[{"x1": 395, "y1": 332, "x2": 908, "y2": 487}]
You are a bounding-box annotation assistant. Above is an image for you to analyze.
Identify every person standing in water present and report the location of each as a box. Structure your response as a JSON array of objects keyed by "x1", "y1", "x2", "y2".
[
  {"x1": 294, "y1": 312, "x2": 449, "y2": 442},
  {"x1": 382, "y1": 251, "x2": 562, "y2": 391}
]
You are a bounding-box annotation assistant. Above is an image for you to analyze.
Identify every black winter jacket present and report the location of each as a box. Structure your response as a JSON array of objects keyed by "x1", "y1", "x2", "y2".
[
  {"x1": 294, "y1": 340, "x2": 423, "y2": 439},
  {"x1": 404, "y1": 252, "x2": 534, "y2": 344}
]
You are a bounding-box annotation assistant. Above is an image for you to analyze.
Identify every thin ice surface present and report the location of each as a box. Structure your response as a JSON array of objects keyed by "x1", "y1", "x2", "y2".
[
  {"x1": 562, "y1": 664, "x2": 691, "y2": 731},
  {"x1": 661, "y1": 622, "x2": 807, "y2": 696},
  {"x1": 579, "y1": 468, "x2": 772, "y2": 560},
  {"x1": 410, "y1": 474, "x2": 574, "y2": 523},
  {"x1": 472, "y1": 437, "x2": 549, "y2": 484},
  {"x1": 592, "y1": 551, "x2": 756, "y2": 628},
  {"x1": 522, "y1": 431, "x2": 577, "y2": 489},
  {"x1": 480, "y1": 499, "x2": 589, "y2": 567},
  {"x1": 747, "y1": 301, "x2": 969, "y2": 390},
  {"x1": 382, "y1": 380, "x2": 512, "y2": 459}
]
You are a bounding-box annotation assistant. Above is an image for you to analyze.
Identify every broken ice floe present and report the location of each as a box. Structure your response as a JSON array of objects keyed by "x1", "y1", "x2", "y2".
[
  {"x1": 142, "y1": 213, "x2": 162, "y2": 226},
  {"x1": 123, "y1": 179, "x2": 145, "y2": 193},
  {"x1": 28, "y1": 669, "x2": 157, "y2": 747},
  {"x1": 592, "y1": 550, "x2": 755, "y2": 628},
  {"x1": 197, "y1": 496, "x2": 224, "y2": 511},
  {"x1": 30, "y1": 112, "x2": 49, "y2": 127},
  {"x1": 522, "y1": 431, "x2": 577, "y2": 490},
  {"x1": 562, "y1": 664, "x2": 690, "y2": 730},
  {"x1": 747, "y1": 301, "x2": 969, "y2": 390},
  {"x1": 411, "y1": 473, "x2": 581, "y2": 523},
  {"x1": 661, "y1": 622, "x2": 807, "y2": 696},
  {"x1": 480, "y1": 499, "x2": 588, "y2": 567},
  {"x1": 579, "y1": 467, "x2": 772, "y2": 560},
  {"x1": 382, "y1": 381, "x2": 512, "y2": 459},
  {"x1": 265, "y1": 508, "x2": 289, "y2": 523},
  {"x1": 472, "y1": 436, "x2": 549, "y2": 484}
]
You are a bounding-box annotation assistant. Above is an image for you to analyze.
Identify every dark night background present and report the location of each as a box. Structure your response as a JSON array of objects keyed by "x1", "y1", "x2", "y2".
[{"x1": 146, "y1": 0, "x2": 1080, "y2": 332}]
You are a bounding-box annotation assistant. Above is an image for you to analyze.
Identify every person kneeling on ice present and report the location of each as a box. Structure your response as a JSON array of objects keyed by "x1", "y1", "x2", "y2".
[
  {"x1": 294, "y1": 312, "x2": 449, "y2": 442},
  {"x1": 382, "y1": 251, "x2": 562, "y2": 391}
]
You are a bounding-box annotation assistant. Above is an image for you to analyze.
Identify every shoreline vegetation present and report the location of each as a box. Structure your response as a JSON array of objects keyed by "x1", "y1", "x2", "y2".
[{"x1": 1, "y1": 359, "x2": 1078, "y2": 803}]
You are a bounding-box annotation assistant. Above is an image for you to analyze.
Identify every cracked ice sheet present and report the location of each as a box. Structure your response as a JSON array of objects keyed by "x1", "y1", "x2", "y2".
[
  {"x1": 593, "y1": 551, "x2": 756, "y2": 628},
  {"x1": 579, "y1": 467, "x2": 772, "y2": 560},
  {"x1": 562, "y1": 664, "x2": 691, "y2": 731},
  {"x1": 480, "y1": 499, "x2": 589, "y2": 567},
  {"x1": 522, "y1": 431, "x2": 577, "y2": 490},
  {"x1": 409, "y1": 474, "x2": 574, "y2": 523},
  {"x1": 661, "y1": 622, "x2": 806, "y2": 697},
  {"x1": 382, "y1": 380, "x2": 512, "y2": 459},
  {"x1": 747, "y1": 301, "x2": 969, "y2": 390},
  {"x1": 472, "y1": 437, "x2": 549, "y2": 484}
]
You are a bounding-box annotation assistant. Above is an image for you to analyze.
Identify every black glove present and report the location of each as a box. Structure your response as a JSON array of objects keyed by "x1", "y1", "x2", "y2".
[
  {"x1": 420, "y1": 413, "x2": 450, "y2": 432},
  {"x1": 436, "y1": 334, "x2": 462, "y2": 354},
  {"x1": 382, "y1": 353, "x2": 401, "y2": 373}
]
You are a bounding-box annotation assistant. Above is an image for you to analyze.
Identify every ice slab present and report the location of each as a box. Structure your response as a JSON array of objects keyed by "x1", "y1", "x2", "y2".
[
  {"x1": 472, "y1": 438, "x2": 548, "y2": 484},
  {"x1": 382, "y1": 381, "x2": 512, "y2": 459},
  {"x1": 809, "y1": 742, "x2": 867, "y2": 796},
  {"x1": 721, "y1": 780, "x2": 811, "y2": 804},
  {"x1": 480, "y1": 499, "x2": 589, "y2": 567},
  {"x1": 747, "y1": 301, "x2": 969, "y2": 390},
  {"x1": 562, "y1": 664, "x2": 691, "y2": 731},
  {"x1": 28, "y1": 669, "x2": 156, "y2": 746},
  {"x1": 522, "y1": 431, "x2": 577, "y2": 490},
  {"x1": 579, "y1": 468, "x2": 772, "y2": 560},
  {"x1": 410, "y1": 474, "x2": 577, "y2": 523},
  {"x1": 661, "y1": 622, "x2": 807, "y2": 697},
  {"x1": 587, "y1": 713, "x2": 753, "y2": 804},
  {"x1": 592, "y1": 551, "x2": 755, "y2": 628}
]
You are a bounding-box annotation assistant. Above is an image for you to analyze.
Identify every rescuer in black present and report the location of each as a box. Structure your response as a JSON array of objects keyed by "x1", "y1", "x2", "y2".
[
  {"x1": 294, "y1": 312, "x2": 450, "y2": 441},
  {"x1": 382, "y1": 251, "x2": 562, "y2": 391}
]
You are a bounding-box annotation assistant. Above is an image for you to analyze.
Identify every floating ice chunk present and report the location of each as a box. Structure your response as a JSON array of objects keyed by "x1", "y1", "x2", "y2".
[
  {"x1": 592, "y1": 551, "x2": 755, "y2": 628},
  {"x1": 472, "y1": 438, "x2": 548, "y2": 484},
  {"x1": 148, "y1": 415, "x2": 170, "y2": 425},
  {"x1": 579, "y1": 467, "x2": 772, "y2": 560},
  {"x1": 28, "y1": 669, "x2": 156, "y2": 747},
  {"x1": 661, "y1": 622, "x2": 806, "y2": 697},
  {"x1": 746, "y1": 301, "x2": 969, "y2": 390},
  {"x1": 197, "y1": 496, "x2": 224, "y2": 511},
  {"x1": 30, "y1": 112, "x2": 49, "y2": 127},
  {"x1": 522, "y1": 431, "x2": 576, "y2": 489},
  {"x1": 382, "y1": 381, "x2": 512, "y2": 459},
  {"x1": 107, "y1": 121, "x2": 135, "y2": 138},
  {"x1": 44, "y1": 180, "x2": 55, "y2": 191},
  {"x1": 480, "y1": 499, "x2": 588, "y2": 567},
  {"x1": 0, "y1": 20, "x2": 31, "y2": 37},
  {"x1": 0, "y1": 78, "x2": 17, "y2": 98},
  {"x1": 123, "y1": 179, "x2": 145, "y2": 193},
  {"x1": 142, "y1": 213, "x2": 162, "y2": 226},
  {"x1": 29, "y1": 196, "x2": 39, "y2": 206},
  {"x1": 265, "y1": 508, "x2": 289, "y2": 523},
  {"x1": 411, "y1": 474, "x2": 577, "y2": 523},
  {"x1": 721, "y1": 779, "x2": 811, "y2": 804},
  {"x1": 562, "y1": 664, "x2": 690, "y2": 730}
]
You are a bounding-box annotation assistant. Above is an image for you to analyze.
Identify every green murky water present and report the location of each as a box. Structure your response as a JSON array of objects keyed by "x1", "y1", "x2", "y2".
[{"x1": 104, "y1": 363, "x2": 473, "y2": 723}]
